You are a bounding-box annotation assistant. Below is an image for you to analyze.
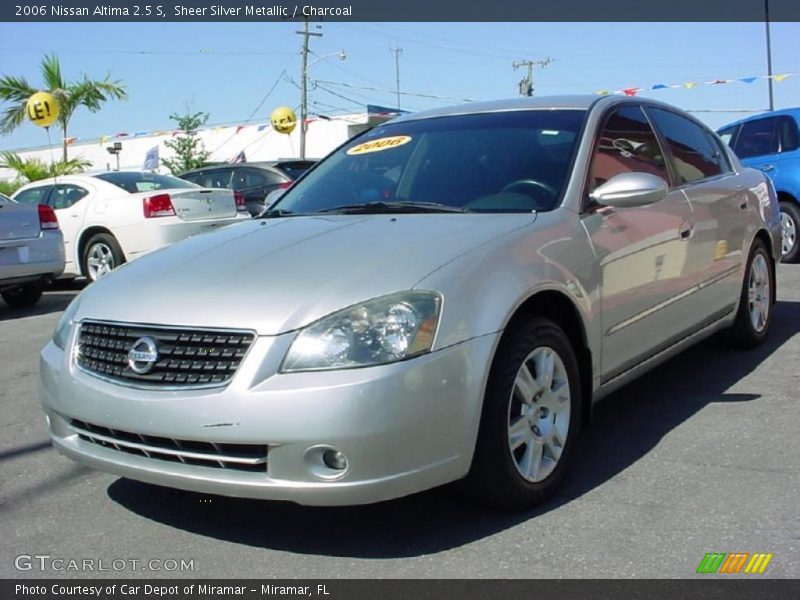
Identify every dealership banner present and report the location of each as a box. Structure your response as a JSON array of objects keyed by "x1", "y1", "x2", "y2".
[
  {"x1": 3, "y1": 0, "x2": 800, "y2": 22},
  {"x1": 3, "y1": 580, "x2": 800, "y2": 600}
]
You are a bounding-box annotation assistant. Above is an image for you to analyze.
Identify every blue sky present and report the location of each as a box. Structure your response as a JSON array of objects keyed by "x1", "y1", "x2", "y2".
[{"x1": 0, "y1": 21, "x2": 798, "y2": 151}]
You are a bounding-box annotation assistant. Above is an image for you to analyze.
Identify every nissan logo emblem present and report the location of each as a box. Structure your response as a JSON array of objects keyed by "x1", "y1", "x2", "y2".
[{"x1": 127, "y1": 336, "x2": 159, "y2": 375}]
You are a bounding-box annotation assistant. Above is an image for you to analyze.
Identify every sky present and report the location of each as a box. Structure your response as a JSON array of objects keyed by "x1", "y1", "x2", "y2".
[{"x1": 0, "y1": 21, "x2": 798, "y2": 151}]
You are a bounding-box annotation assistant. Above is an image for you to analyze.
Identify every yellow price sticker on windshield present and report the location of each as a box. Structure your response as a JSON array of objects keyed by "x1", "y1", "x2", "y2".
[{"x1": 346, "y1": 135, "x2": 412, "y2": 155}]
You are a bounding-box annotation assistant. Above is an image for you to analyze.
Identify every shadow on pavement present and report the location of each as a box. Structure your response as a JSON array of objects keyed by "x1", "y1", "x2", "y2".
[
  {"x1": 108, "y1": 301, "x2": 800, "y2": 558},
  {"x1": 0, "y1": 279, "x2": 86, "y2": 321}
]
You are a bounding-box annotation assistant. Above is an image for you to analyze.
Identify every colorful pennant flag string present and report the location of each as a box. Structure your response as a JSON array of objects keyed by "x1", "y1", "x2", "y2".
[{"x1": 597, "y1": 72, "x2": 798, "y2": 96}]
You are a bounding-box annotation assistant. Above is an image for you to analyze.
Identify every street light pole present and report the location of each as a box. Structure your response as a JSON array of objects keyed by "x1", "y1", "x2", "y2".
[{"x1": 765, "y1": 0, "x2": 774, "y2": 111}]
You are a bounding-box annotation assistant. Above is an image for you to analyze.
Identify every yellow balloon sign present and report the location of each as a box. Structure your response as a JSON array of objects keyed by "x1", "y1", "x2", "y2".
[
  {"x1": 26, "y1": 92, "x2": 60, "y2": 128},
  {"x1": 271, "y1": 106, "x2": 297, "y2": 135}
]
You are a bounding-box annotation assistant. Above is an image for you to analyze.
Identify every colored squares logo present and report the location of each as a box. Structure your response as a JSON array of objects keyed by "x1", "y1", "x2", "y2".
[{"x1": 697, "y1": 552, "x2": 773, "y2": 574}]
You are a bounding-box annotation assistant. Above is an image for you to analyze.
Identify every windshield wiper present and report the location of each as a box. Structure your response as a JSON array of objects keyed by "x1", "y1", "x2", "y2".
[
  {"x1": 314, "y1": 201, "x2": 471, "y2": 215},
  {"x1": 258, "y1": 208, "x2": 295, "y2": 218}
]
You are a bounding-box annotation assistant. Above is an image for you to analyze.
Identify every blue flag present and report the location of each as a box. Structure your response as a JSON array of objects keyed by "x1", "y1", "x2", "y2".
[{"x1": 143, "y1": 146, "x2": 159, "y2": 170}]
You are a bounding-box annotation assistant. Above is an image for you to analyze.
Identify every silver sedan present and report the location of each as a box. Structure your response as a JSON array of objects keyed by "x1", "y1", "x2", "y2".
[
  {"x1": 40, "y1": 96, "x2": 780, "y2": 508},
  {"x1": 1, "y1": 193, "x2": 64, "y2": 307}
]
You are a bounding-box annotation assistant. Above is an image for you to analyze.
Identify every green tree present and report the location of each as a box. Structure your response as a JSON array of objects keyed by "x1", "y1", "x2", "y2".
[
  {"x1": 162, "y1": 111, "x2": 211, "y2": 175},
  {"x1": 0, "y1": 151, "x2": 90, "y2": 182},
  {"x1": 0, "y1": 53, "x2": 126, "y2": 161}
]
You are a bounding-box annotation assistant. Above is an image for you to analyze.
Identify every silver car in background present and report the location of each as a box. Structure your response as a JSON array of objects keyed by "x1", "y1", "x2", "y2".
[
  {"x1": 1, "y1": 193, "x2": 64, "y2": 307},
  {"x1": 40, "y1": 96, "x2": 780, "y2": 508}
]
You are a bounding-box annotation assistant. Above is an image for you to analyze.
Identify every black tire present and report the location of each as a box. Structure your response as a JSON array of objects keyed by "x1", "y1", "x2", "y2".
[
  {"x1": 81, "y1": 233, "x2": 125, "y2": 282},
  {"x1": 779, "y1": 201, "x2": 800, "y2": 263},
  {"x1": 1, "y1": 282, "x2": 44, "y2": 308},
  {"x1": 463, "y1": 317, "x2": 582, "y2": 510},
  {"x1": 727, "y1": 239, "x2": 773, "y2": 349}
]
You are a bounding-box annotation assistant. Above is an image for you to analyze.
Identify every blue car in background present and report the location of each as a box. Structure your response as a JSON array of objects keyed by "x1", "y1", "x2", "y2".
[{"x1": 718, "y1": 108, "x2": 800, "y2": 263}]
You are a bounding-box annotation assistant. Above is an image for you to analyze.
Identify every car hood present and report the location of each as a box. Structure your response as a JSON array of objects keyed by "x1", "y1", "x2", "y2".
[{"x1": 77, "y1": 214, "x2": 534, "y2": 335}]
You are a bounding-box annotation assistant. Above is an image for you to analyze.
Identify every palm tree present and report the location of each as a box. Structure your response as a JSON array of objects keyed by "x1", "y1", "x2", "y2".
[
  {"x1": 0, "y1": 54, "x2": 126, "y2": 161},
  {"x1": 0, "y1": 151, "x2": 90, "y2": 182}
]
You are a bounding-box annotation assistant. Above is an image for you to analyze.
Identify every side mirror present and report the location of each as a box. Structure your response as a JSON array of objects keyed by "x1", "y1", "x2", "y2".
[{"x1": 589, "y1": 172, "x2": 667, "y2": 208}]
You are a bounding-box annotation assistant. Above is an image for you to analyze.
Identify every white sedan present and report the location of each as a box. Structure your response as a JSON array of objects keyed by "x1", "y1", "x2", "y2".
[{"x1": 13, "y1": 172, "x2": 250, "y2": 281}]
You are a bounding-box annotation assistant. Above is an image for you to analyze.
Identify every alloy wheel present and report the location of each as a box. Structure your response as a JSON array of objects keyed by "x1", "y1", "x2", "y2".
[
  {"x1": 780, "y1": 211, "x2": 796, "y2": 257},
  {"x1": 86, "y1": 242, "x2": 115, "y2": 280},
  {"x1": 748, "y1": 252, "x2": 770, "y2": 333},
  {"x1": 507, "y1": 346, "x2": 571, "y2": 483}
]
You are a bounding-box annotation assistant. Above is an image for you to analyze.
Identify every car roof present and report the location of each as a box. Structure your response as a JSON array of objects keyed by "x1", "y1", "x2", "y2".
[
  {"x1": 717, "y1": 107, "x2": 800, "y2": 131},
  {"x1": 387, "y1": 94, "x2": 704, "y2": 125}
]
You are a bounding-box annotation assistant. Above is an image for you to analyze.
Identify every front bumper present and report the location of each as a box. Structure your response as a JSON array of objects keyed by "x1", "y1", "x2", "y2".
[{"x1": 40, "y1": 331, "x2": 496, "y2": 505}]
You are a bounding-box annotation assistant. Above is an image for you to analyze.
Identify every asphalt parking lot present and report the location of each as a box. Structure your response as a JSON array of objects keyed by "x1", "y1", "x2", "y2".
[{"x1": 1, "y1": 268, "x2": 798, "y2": 580}]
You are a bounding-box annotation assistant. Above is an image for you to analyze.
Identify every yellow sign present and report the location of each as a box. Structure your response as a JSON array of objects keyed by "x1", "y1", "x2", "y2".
[
  {"x1": 26, "y1": 92, "x2": 59, "y2": 128},
  {"x1": 346, "y1": 135, "x2": 412, "y2": 156},
  {"x1": 270, "y1": 106, "x2": 297, "y2": 135}
]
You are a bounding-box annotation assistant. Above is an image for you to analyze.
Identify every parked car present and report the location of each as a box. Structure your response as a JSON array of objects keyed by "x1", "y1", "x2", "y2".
[
  {"x1": 180, "y1": 160, "x2": 317, "y2": 216},
  {"x1": 0, "y1": 193, "x2": 65, "y2": 307},
  {"x1": 718, "y1": 108, "x2": 800, "y2": 262},
  {"x1": 41, "y1": 96, "x2": 780, "y2": 509},
  {"x1": 13, "y1": 172, "x2": 250, "y2": 282}
]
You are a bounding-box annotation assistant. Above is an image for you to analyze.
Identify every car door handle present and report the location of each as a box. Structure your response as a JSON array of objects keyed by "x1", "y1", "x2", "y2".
[
  {"x1": 680, "y1": 224, "x2": 693, "y2": 240},
  {"x1": 760, "y1": 164, "x2": 775, "y2": 172}
]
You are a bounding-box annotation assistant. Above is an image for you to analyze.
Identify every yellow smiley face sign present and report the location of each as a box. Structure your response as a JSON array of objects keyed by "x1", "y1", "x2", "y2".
[
  {"x1": 346, "y1": 135, "x2": 412, "y2": 156},
  {"x1": 26, "y1": 92, "x2": 60, "y2": 128},
  {"x1": 270, "y1": 106, "x2": 297, "y2": 135}
]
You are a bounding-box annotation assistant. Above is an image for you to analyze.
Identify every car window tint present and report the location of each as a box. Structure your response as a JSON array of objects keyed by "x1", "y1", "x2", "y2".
[
  {"x1": 195, "y1": 169, "x2": 232, "y2": 189},
  {"x1": 50, "y1": 184, "x2": 89, "y2": 210},
  {"x1": 647, "y1": 108, "x2": 724, "y2": 184},
  {"x1": 779, "y1": 116, "x2": 800, "y2": 152},
  {"x1": 95, "y1": 172, "x2": 199, "y2": 193},
  {"x1": 181, "y1": 172, "x2": 203, "y2": 185},
  {"x1": 231, "y1": 168, "x2": 284, "y2": 190},
  {"x1": 274, "y1": 109, "x2": 586, "y2": 213},
  {"x1": 735, "y1": 117, "x2": 778, "y2": 159},
  {"x1": 589, "y1": 106, "x2": 669, "y2": 191},
  {"x1": 14, "y1": 185, "x2": 52, "y2": 205}
]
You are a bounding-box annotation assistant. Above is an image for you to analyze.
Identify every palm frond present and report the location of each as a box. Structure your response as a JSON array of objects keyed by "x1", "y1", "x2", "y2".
[
  {"x1": 0, "y1": 75, "x2": 37, "y2": 103},
  {"x1": 0, "y1": 151, "x2": 90, "y2": 181},
  {"x1": 40, "y1": 53, "x2": 65, "y2": 91}
]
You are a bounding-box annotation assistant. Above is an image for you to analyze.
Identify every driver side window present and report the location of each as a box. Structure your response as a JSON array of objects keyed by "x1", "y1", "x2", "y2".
[{"x1": 590, "y1": 106, "x2": 669, "y2": 193}]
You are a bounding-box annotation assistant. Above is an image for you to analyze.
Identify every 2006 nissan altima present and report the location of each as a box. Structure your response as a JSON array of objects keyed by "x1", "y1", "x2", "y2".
[{"x1": 40, "y1": 96, "x2": 780, "y2": 509}]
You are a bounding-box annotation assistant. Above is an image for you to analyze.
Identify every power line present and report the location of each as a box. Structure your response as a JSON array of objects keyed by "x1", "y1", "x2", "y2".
[{"x1": 313, "y1": 79, "x2": 476, "y2": 103}]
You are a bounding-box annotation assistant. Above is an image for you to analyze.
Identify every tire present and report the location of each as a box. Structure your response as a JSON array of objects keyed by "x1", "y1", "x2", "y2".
[
  {"x1": 463, "y1": 317, "x2": 582, "y2": 510},
  {"x1": 1, "y1": 282, "x2": 44, "y2": 308},
  {"x1": 82, "y1": 233, "x2": 125, "y2": 282},
  {"x1": 779, "y1": 201, "x2": 800, "y2": 263},
  {"x1": 727, "y1": 239, "x2": 773, "y2": 349}
]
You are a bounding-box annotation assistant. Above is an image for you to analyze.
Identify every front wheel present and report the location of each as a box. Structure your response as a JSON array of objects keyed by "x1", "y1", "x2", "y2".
[
  {"x1": 463, "y1": 317, "x2": 582, "y2": 510},
  {"x1": 779, "y1": 201, "x2": 800, "y2": 263},
  {"x1": 726, "y1": 239, "x2": 773, "y2": 348},
  {"x1": 82, "y1": 233, "x2": 125, "y2": 282}
]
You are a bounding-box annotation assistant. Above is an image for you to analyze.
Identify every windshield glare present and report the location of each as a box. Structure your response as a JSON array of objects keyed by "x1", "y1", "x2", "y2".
[
  {"x1": 94, "y1": 172, "x2": 199, "y2": 194},
  {"x1": 273, "y1": 109, "x2": 586, "y2": 215}
]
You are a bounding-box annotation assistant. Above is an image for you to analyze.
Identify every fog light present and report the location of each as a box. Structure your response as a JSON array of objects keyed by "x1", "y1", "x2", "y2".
[{"x1": 323, "y1": 449, "x2": 347, "y2": 470}]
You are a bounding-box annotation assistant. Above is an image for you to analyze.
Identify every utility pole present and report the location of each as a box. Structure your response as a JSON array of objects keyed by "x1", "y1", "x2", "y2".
[
  {"x1": 296, "y1": 20, "x2": 322, "y2": 159},
  {"x1": 765, "y1": 0, "x2": 774, "y2": 111},
  {"x1": 390, "y1": 46, "x2": 403, "y2": 110},
  {"x1": 512, "y1": 57, "x2": 552, "y2": 97}
]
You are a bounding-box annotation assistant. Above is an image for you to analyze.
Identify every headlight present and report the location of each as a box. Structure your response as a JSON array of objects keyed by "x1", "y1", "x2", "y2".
[
  {"x1": 52, "y1": 296, "x2": 81, "y2": 350},
  {"x1": 281, "y1": 291, "x2": 441, "y2": 372}
]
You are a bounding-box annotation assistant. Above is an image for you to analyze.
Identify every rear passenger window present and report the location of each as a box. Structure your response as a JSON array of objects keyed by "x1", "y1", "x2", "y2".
[
  {"x1": 13, "y1": 185, "x2": 52, "y2": 205},
  {"x1": 779, "y1": 116, "x2": 800, "y2": 153},
  {"x1": 734, "y1": 117, "x2": 778, "y2": 159},
  {"x1": 589, "y1": 106, "x2": 669, "y2": 192},
  {"x1": 647, "y1": 108, "x2": 724, "y2": 184},
  {"x1": 50, "y1": 184, "x2": 89, "y2": 210}
]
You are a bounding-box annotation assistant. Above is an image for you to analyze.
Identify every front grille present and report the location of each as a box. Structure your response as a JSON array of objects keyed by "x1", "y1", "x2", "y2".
[
  {"x1": 76, "y1": 321, "x2": 255, "y2": 388},
  {"x1": 70, "y1": 419, "x2": 268, "y2": 473}
]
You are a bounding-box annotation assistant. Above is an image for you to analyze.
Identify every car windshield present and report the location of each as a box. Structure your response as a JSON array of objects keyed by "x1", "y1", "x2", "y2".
[
  {"x1": 270, "y1": 109, "x2": 586, "y2": 215},
  {"x1": 95, "y1": 172, "x2": 199, "y2": 194}
]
